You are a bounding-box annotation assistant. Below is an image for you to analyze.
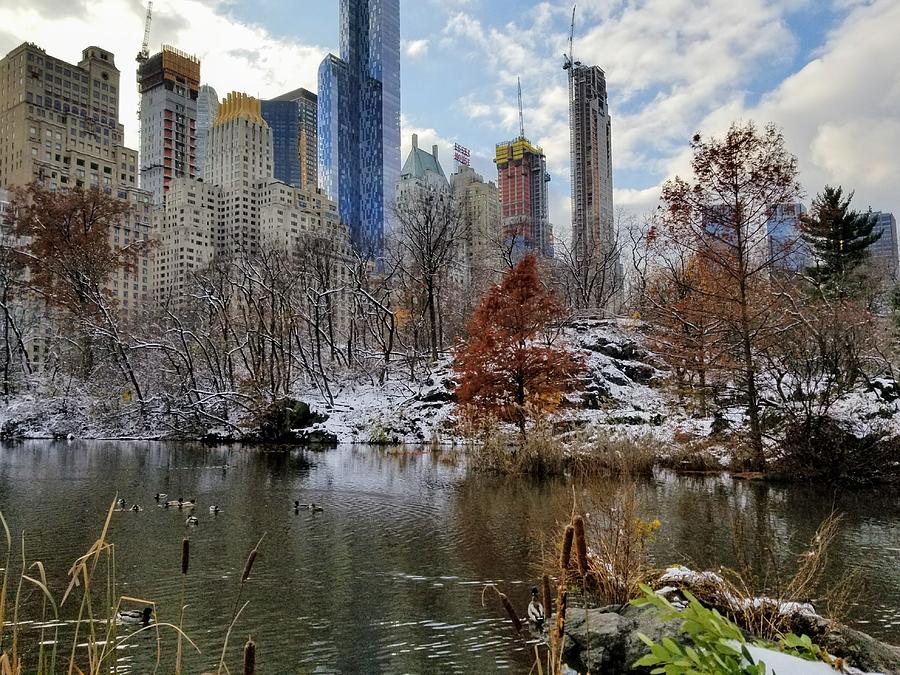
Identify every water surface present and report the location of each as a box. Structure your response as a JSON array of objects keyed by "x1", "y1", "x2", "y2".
[{"x1": 0, "y1": 441, "x2": 896, "y2": 673}]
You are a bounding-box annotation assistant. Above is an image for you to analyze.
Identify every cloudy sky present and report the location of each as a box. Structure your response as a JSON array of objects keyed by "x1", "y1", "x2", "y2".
[{"x1": 1, "y1": 0, "x2": 897, "y2": 234}]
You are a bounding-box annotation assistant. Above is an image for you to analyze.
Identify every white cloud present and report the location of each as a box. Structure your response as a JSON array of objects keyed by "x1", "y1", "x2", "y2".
[
  {"x1": 0, "y1": 0, "x2": 327, "y2": 149},
  {"x1": 402, "y1": 39, "x2": 429, "y2": 58}
]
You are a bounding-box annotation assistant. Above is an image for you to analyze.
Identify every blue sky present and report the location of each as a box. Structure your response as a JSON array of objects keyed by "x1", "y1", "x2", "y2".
[{"x1": 1, "y1": 0, "x2": 898, "y2": 234}]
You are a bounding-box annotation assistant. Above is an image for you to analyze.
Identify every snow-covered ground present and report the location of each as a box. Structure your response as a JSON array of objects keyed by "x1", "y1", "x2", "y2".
[{"x1": 2, "y1": 318, "x2": 898, "y2": 452}]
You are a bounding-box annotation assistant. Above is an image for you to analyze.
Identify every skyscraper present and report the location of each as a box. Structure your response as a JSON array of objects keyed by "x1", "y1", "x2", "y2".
[
  {"x1": 868, "y1": 211, "x2": 898, "y2": 280},
  {"x1": 138, "y1": 45, "x2": 200, "y2": 204},
  {"x1": 567, "y1": 63, "x2": 621, "y2": 308},
  {"x1": 272, "y1": 87, "x2": 318, "y2": 190},
  {"x1": 261, "y1": 99, "x2": 301, "y2": 188},
  {"x1": 767, "y1": 203, "x2": 810, "y2": 272},
  {"x1": 318, "y1": 0, "x2": 401, "y2": 257},
  {"x1": 196, "y1": 84, "x2": 218, "y2": 177},
  {"x1": 495, "y1": 137, "x2": 552, "y2": 258}
]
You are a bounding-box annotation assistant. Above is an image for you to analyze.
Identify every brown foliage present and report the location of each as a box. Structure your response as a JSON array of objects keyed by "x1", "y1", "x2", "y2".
[
  {"x1": 7, "y1": 182, "x2": 139, "y2": 316},
  {"x1": 453, "y1": 255, "x2": 584, "y2": 432}
]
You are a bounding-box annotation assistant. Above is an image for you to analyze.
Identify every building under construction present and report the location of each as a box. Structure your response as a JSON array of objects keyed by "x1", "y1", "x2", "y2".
[
  {"x1": 495, "y1": 137, "x2": 552, "y2": 258},
  {"x1": 565, "y1": 15, "x2": 622, "y2": 309},
  {"x1": 138, "y1": 45, "x2": 200, "y2": 203}
]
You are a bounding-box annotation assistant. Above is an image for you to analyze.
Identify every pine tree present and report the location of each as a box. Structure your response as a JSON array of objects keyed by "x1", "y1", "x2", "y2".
[
  {"x1": 799, "y1": 186, "x2": 881, "y2": 295},
  {"x1": 453, "y1": 255, "x2": 584, "y2": 434}
]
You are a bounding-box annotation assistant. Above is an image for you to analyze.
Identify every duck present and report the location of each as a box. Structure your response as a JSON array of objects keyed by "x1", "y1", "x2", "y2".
[
  {"x1": 185, "y1": 515, "x2": 199, "y2": 526},
  {"x1": 130, "y1": 504, "x2": 142, "y2": 512},
  {"x1": 527, "y1": 587, "x2": 545, "y2": 625},
  {"x1": 310, "y1": 504, "x2": 324, "y2": 513},
  {"x1": 209, "y1": 505, "x2": 221, "y2": 514},
  {"x1": 117, "y1": 607, "x2": 153, "y2": 626},
  {"x1": 155, "y1": 492, "x2": 167, "y2": 502},
  {"x1": 294, "y1": 500, "x2": 309, "y2": 510},
  {"x1": 116, "y1": 497, "x2": 127, "y2": 510}
]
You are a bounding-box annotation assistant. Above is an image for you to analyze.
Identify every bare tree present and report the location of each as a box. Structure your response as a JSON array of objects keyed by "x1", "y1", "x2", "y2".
[
  {"x1": 391, "y1": 188, "x2": 469, "y2": 362},
  {"x1": 659, "y1": 122, "x2": 801, "y2": 469}
]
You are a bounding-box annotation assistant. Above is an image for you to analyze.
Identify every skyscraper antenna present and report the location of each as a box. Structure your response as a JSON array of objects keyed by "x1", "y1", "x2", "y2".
[{"x1": 517, "y1": 76, "x2": 525, "y2": 138}]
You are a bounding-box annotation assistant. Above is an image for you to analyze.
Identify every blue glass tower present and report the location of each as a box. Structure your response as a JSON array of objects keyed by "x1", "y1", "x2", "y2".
[
  {"x1": 318, "y1": 0, "x2": 401, "y2": 257},
  {"x1": 261, "y1": 99, "x2": 301, "y2": 188}
]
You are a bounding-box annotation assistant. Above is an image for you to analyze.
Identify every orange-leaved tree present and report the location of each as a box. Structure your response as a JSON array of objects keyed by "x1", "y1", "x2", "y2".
[{"x1": 453, "y1": 255, "x2": 584, "y2": 434}]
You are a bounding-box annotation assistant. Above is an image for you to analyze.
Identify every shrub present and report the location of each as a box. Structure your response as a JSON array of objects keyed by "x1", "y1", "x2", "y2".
[{"x1": 774, "y1": 418, "x2": 900, "y2": 485}]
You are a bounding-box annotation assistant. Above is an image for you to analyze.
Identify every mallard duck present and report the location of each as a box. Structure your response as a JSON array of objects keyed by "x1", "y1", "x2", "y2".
[
  {"x1": 294, "y1": 500, "x2": 309, "y2": 510},
  {"x1": 527, "y1": 587, "x2": 545, "y2": 625},
  {"x1": 116, "y1": 497, "x2": 127, "y2": 509},
  {"x1": 155, "y1": 492, "x2": 167, "y2": 502},
  {"x1": 130, "y1": 504, "x2": 142, "y2": 512},
  {"x1": 310, "y1": 504, "x2": 324, "y2": 513},
  {"x1": 185, "y1": 515, "x2": 199, "y2": 526},
  {"x1": 209, "y1": 505, "x2": 221, "y2": 514},
  {"x1": 117, "y1": 607, "x2": 153, "y2": 626}
]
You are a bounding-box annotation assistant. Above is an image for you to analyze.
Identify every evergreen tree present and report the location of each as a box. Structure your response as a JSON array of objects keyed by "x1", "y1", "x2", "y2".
[{"x1": 799, "y1": 186, "x2": 881, "y2": 295}]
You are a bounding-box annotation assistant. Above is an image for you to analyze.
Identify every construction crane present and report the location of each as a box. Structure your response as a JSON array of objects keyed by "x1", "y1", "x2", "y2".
[
  {"x1": 136, "y1": 1, "x2": 153, "y2": 65},
  {"x1": 517, "y1": 76, "x2": 525, "y2": 138},
  {"x1": 563, "y1": 4, "x2": 578, "y2": 71},
  {"x1": 136, "y1": 1, "x2": 153, "y2": 126}
]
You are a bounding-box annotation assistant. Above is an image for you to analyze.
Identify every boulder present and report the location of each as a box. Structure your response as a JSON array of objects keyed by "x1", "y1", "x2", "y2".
[
  {"x1": 820, "y1": 625, "x2": 900, "y2": 674},
  {"x1": 561, "y1": 604, "x2": 688, "y2": 674}
]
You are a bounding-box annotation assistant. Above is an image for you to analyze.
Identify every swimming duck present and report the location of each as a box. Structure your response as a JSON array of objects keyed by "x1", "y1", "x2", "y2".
[
  {"x1": 209, "y1": 505, "x2": 221, "y2": 514},
  {"x1": 116, "y1": 497, "x2": 127, "y2": 509},
  {"x1": 527, "y1": 587, "x2": 545, "y2": 625},
  {"x1": 117, "y1": 607, "x2": 153, "y2": 626},
  {"x1": 310, "y1": 504, "x2": 324, "y2": 513},
  {"x1": 185, "y1": 515, "x2": 199, "y2": 526},
  {"x1": 130, "y1": 504, "x2": 142, "y2": 512},
  {"x1": 293, "y1": 500, "x2": 309, "y2": 510},
  {"x1": 155, "y1": 492, "x2": 167, "y2": 502}
]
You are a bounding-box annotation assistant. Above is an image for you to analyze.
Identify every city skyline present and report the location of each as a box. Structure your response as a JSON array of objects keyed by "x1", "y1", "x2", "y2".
[{"x1": 0, "y1": 0, "x2": 898, "y2": 241}]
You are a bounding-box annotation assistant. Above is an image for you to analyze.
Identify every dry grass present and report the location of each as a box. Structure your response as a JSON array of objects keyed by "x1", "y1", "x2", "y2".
[
  {"x1": 468, "y1": 427, "x2": 663, "y2": 479},
  {"x1": 671, "y1": 512, "x2": 854, "y2": 641},
  {"x1": 0, "y1": 499, "x2": 264, "y2": 674}
]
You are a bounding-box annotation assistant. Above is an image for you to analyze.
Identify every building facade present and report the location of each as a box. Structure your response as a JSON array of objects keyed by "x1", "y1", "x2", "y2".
[
  {"x1": 495, "y1": 136, "x2": 552, "y2": 258},
  {"x1": 261, "y1": 99, "x2": 301, "y2": 188},
  {"x1": 0, "y1": 42, "x2": 152, "y2": 366},
  {"x1": 318, "y1": 0, "x2": 401, "y2": 257},
  {"x1": 154, "y1": 93, "x2": 352, "y2": 320},
  {"x1": 568, "y1": 64, "x2": 621, "y2": 307},
  {"x1": 195, "y1": 84, "x2": 218, "y2": 177},
  {"x1": 138, "y1": 45, "x2": 200, "y2": 204},
  {"x1": 272, "y1": 87, "x2": 318, "y2": 191}
]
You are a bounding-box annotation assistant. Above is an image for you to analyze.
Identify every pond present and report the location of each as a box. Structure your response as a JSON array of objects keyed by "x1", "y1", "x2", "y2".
[{"x1": 0, "y1": 441, "x2": 897, "y2": 673}]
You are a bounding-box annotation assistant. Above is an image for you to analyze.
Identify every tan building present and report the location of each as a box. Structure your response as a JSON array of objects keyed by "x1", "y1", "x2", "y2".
[
  {"x1": 0, "y1": 42, "x2": 151, "y2": 335},
  {"x1": 450, "y1": 164, "x2": 502, "y2": 288}
]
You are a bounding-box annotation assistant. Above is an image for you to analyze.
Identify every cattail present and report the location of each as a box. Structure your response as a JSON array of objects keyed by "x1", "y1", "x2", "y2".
[
  {"x1": 181, "y1": 537, "x2": 190, "y2": 575},
  {"x1": 573, "y1": 516, "x2": 589, "y2": 576},
  {"x1": 241, "y1": 546, "x2": 258, "y2": 583},
  {"x1": 497, "y1": 591, "x2": 522, "y2": 633},
  {"x1": 242, "y1": 637, "x2": 256, "y2": 675},
  {"x1": 555, "y1": 590, "x2": 568, "y2": 641},
  {"x1": 542, "y1": 574, "x2": 552, "y2": 618},
  {"x1": 560, "y1": 524, "x2": 574, "y2": 570}
]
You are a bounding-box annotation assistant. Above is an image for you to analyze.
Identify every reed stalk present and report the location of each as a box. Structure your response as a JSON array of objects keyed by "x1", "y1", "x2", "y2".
[{"x1": 176, "y1": 537, "x2": 190, "y2": 675}]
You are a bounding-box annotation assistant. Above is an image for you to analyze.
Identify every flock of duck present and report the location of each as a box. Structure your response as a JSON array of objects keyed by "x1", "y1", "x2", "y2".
[
  {"x1": 113, "y1": 495, "x2": 326, "y2": 528},
  {"x1": 112, "y1": 494, "x2": 325, "y2": 627}
]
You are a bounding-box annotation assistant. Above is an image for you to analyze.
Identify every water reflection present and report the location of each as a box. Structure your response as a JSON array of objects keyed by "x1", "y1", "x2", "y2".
[{"x1": 0, "y1": 442, "x2": 896, "y2": 674}]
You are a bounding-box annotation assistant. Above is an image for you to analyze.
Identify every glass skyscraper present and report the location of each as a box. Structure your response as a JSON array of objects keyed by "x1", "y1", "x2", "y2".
[
  {"x1": 318, "y1": 0, "x2": 401, "y2": 257},
  {"x1": 261, "y1": 99, "x2": 301, "y2": 188}
]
